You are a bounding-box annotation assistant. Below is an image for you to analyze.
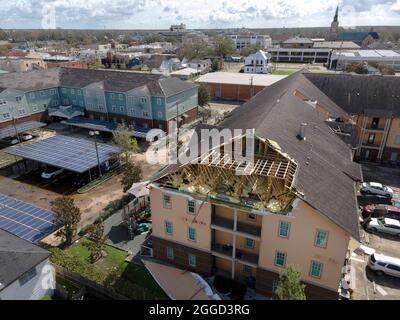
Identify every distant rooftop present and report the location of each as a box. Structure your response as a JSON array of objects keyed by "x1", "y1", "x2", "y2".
[{"x1": 196, "y1": 72, "x2": 287, "y2": 87}]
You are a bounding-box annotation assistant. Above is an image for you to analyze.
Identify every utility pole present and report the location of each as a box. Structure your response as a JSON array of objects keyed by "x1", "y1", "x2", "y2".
[{"x1": 89, "y1": 130, "x2": 102, "y2": 177}]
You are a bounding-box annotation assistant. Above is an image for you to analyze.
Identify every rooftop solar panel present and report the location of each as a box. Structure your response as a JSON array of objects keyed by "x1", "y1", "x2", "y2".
[
  {"x1": 61, "y1": 116, "x2": 118, "y2": 133},
  {"x1": 0, "y1": 193, "x2": 58, "y2": 243},
  {"x1": 0, "y1": 121, "x2": 47, "y2": 139},
  {"x1": 4, "y1": 135, "x2": 121, "y2": 173}
]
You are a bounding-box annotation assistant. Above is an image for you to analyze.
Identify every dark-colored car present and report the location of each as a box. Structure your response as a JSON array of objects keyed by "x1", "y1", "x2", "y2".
[{"x1": 361, "y1": 204, "x2": 400, "y2": 221}]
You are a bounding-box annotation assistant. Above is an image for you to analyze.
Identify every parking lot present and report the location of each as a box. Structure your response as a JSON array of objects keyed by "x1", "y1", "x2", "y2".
[{"x1": 351, "y1": 169, "x2": 400, "y2": 300}]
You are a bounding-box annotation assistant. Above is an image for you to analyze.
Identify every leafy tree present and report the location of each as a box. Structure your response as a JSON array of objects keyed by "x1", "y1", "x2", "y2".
[
  {"x1": 52, "y1": 196, "x2": 82, "y2": 246},
  {"x1": 214, "y1": 36, "x2": 235, "y2": 69},
  {"x1": 240, "y1": 44, "x2": 261, "y2": 57},
  {"x1": 377, "y1": 63, "x2": 395, "y2": 75},
  {"x1": 180, "y1": 41, "x2": 210, "y2": 60},
  {"x1": 274, "y1": 265, "x2": 306, "y2": 300},
  {"x1": 121, "y1": 162, "x2": 142, "y2": 192},
  {"x1": 112, "y1": 124, "x2": 139, "y2": 163},
  {"x1": 345, "y1": 62, "x2": 368, "y2": 74},
  {"x1": 198, "y1": 84, "x2": 211, "y2": 107},
  {"x1": 85, "y1": 222, "x2": 106, "y2": 263},
  {"x1": 211, "y1": 59, "x2": 220, "y2": 72}
]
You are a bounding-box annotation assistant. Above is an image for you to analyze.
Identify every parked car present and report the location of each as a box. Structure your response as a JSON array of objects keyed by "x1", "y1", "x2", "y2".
[
  {"x1": 41, "y1": 166, "x2": 65, "y2": 180},
  {"x1": 3, "y1": 136, "x2": 20, "y2": 145},
  {"x1": 134, "y1": 223, "x2": 151, "y2": 235},
  {"x1": 366, "y1": 217, "x2": 400, "y2": 237},
  {"x1": 361, "y1": 204, "x2": 400, "y2": 221},
  {"x1": 360, "y1": 182, "x2": 394, "y2": 198},
  {"x1": 101, "y1": 158, "x2": 120, "y2": 172},
  {"x1": 368, "y1": 253, "x2": 400, "y2": 278},
  {"x1": 21, "y1": 132, "x2": 33, "y2": 141}
]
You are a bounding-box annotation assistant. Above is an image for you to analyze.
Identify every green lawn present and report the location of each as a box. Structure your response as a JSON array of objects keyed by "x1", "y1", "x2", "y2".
[
  {"x1": 52, "y1": 238, "x2": 168, "y2": 299},
  {"x1": 272, "y1": 69, "x2": 297, "y2": 75}
]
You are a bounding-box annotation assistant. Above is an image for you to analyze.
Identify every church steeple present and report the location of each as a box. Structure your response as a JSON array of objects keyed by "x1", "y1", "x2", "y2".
[
  {"x1": 333, "y1": 5, "x2": 339, "y2": 23},
  {"x1": 329, "y1": 5, "x2": 339, "y2": 40}
]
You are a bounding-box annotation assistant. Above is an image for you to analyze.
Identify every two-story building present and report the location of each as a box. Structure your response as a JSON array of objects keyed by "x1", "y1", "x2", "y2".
[
  {"x1": 148, "y1": 72, "x2": 362, "y2": 300},
  {"x1": 244, "y1": 50, "x2": 273, "y2": 74},
  {"x1": 0, "y1": 68, "x2": 199, "y2": 135}
]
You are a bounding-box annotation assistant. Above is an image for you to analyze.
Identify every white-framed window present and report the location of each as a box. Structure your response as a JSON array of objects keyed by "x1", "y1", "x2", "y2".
[
  {"x1": 187, "y1": 227, "x2": 197, "y2": 241},
  {"x1": 163, "y1": 194, "x2": 172, "y2": 209},
  {"x1": 187, "y1": 199, "x2": 196, "y2": 214},
  {"x1": 77, "y1": 90, "x2": 82, "y2": 96},
  {"x1": 32, "y1": 105, "x2": 38, "y2": 112},
  {"x1": 62, "y1": 88, "x2": 67, "y2": 94},
  {"x1": 70, "y1": 88, "x2": 75, "y2": 94},
  {"x1": 112, "y1": 105, "x2": 117, "y2": 112},
  {"x1": 143, "y1": 111, "x2": 149, "y2": 117},
  {"x1": 157, "y1": 111, "x2": 162, "y2": 118},
  {"x1": 18, "y1": 108, "x2": 26, "y2": 116},
  {"x1": 188, "y1": 254, "x2": 197, "y2": 267},
  {"x1": 0, "y1": 99, "x2": 6, "y2": 105},
  {"x1": 110, "y1": 93, "x2": 115, "y2": 99},
  {"x1": 2, "y1": 112, "x2": 11, "y2": 119},
  {"x1": 50, "y1": 89, "x2": 57, "y2": 95},
  {"x1": 118, "y1": 94, "x2": 123, "y2": 101},
  {"x1": 98, "y1": 105, "x2": 103, "y2": 110},
  {"x1": 15, "y1": 96, "x2": 22, "y2": 102},
  {"x1": 29, "y1": 92, "x2": 35, "y2": 99},
  {"x1": 130, "y1": 108, "x2": 135, "y2": 116},
  {"x1": 119, "y1": 106, "x2": 124, "y2": 112},
  {"x1": 40, "y1": 91, "x2": 45, "y2": 97},
  {"x1": 157, "y1": 98, "x2": 162, "y2": 105},
  {"x1": 141, "y1": 97, "x2": 147, "y2": 104}
]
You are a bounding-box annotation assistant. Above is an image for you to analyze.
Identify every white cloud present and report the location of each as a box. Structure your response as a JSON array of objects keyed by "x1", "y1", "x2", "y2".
[{"x1": 0, "y1": 0, "x2": 398, "y2": 29}]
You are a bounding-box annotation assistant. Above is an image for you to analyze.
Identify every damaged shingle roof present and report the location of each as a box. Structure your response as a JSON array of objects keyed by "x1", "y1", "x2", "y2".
[
  {"x1": 0, "y1": 229, "x2": 51, "y2": 292},
  {"x1": 0, "y1": 68, "x2": 196, "y2": 97},
  {"x1": 221, "y1": 71, "x2": 362, "y2": 239},
  {"x1": 304, "y1": 73, "x2": 400, "y2": 117}
]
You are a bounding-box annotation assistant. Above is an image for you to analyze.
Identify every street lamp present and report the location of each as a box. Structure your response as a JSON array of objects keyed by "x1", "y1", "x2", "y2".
[{"x1": 89, "y1": 130, "x2": 102, "y2": 177}]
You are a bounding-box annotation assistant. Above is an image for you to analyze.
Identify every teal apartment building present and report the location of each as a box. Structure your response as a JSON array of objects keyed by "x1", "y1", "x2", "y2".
[{"x1": 0, "y1": 68, "x2": 199, "y2": 135}]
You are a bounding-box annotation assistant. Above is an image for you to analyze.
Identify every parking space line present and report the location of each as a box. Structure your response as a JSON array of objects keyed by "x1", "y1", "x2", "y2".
[
  {"x1": 376, "y1": 285, "x2": 388, "y2": 296},
  {"x1": 351, "y1": 257, "x2": 366, "y2": 263}
]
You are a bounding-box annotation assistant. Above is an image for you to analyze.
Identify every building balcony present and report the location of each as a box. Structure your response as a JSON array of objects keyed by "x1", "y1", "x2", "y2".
[
  {"x1": 212, "y1": 243, "x2": 233, "y2": 258},
  {"x1": 235, "y1": 249, "x2": 259, "y2": 265},
  {"x1": 211, "y1": 216, "x2": 262, "y2": 238}
]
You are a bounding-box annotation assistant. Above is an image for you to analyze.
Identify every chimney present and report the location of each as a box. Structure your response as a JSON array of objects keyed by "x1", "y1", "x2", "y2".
[{"x1": 297, "y1": 123, "x2": 307, "y2": 141}]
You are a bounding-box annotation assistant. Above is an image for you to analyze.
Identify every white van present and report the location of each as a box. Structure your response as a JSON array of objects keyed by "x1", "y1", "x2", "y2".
[{"x1": 368, "y1": 253, "x2": 400, "y2": 278}]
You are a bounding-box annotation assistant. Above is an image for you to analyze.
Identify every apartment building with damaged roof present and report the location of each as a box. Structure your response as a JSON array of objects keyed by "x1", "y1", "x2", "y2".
[{"x1": 147, "y1": 71, "x2": 363, "y2": 300}]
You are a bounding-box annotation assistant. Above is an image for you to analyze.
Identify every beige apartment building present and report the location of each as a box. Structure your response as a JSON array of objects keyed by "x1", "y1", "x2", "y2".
[
  {"x1": 149, "y1": 72, "x2": 362, "y2": 300},
  {"x1": 304, "y1": 73, "x2": 400, "y2": 164}
]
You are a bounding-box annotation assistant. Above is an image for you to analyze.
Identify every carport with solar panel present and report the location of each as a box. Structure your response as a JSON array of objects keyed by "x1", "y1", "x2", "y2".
[{"x1": 4, "y1": 135, "x2": 121, "y2": 184}]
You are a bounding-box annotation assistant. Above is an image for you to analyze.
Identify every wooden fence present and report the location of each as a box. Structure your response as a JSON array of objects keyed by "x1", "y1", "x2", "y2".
[{"x1": 53, "y1": 264, "x2": 129, "y2": 300}]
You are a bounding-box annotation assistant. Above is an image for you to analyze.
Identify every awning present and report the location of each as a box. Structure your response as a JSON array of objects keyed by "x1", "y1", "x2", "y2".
[
  {"x1": 131, "y1": 127, "x2": 165, "y2": 141},
  {"x1": 48, "y1": 106, "x2": 85, "y2": 120},
  {"x1": 61, "y1": 116, "x2": 118, "y2": 133},
  {"x1": 128, "y1": 180, "x2": 150, "y2": 197},
  {"x1": 0, "y1": 121, "x2": 46, "y2": 139},
  {"x1": 142, "y1": 260, "x2": 221, "y2": 300}
]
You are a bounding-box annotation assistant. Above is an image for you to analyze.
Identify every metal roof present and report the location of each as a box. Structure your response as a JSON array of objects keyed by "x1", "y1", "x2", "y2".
[
  {"x1": 4, "y1": 135, "x2": 120, "y2": 173},
  {"x1": 61, "y1": 116, "x2": 118, "y2": 133},
  {"x1": 0, "y1": 121, "x2": 46, "y2": 139}
]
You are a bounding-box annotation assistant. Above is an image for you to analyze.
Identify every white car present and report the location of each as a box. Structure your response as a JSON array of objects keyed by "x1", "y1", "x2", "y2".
[
  {"x1": 366, "y1": 218, "x2": 400, "y2": 237},
  {"x1": 21, "y1": 133, "x2": 33, "y2": 141},
  {"x1": 361, "y1": 182, "x2": 394, "y2": 198},
  {"x1": 41, "y1": 166, "x2": 65, "y2": 179},
  {"x1": 368, "y1": 253, "x2": 400, "y2": 278}
]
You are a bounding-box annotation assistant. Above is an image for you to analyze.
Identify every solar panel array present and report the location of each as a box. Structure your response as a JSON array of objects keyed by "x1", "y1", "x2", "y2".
[
  {"x1": 0, "y1": 121, "x2": 46, "y2": 139},
  {"x1": 0, "y1": 193, "x2": 58, "y2": 243},
  {"x1": 5, "y1": 135, "x2": 121, "y2": 173},
  {"x1": 62, "y1": 116, "x2": 118, "y2": 133}
]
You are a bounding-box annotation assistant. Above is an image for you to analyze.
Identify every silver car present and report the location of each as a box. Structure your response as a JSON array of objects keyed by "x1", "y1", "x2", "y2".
[{"x1": 366, "y1": 218, "x2": 400, "y2": 237}]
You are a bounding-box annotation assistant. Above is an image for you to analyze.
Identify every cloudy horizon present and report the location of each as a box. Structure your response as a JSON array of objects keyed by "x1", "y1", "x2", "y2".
[{"x1": 0, "y1": 0, "x2": 399, "y2": 30}]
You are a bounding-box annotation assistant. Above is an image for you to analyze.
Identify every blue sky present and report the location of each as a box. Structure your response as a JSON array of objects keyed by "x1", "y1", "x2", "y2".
[{"x1": 0, "y1": 0, "x2": 399, "y2": 29}]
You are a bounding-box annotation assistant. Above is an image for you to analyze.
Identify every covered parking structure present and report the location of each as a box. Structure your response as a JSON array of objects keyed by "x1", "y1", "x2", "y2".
[
  {"x1": 62, "y1": 116, "x2": 165, "y2": 142},
  {"x1": 0, "y1": 121, "x2": 46, "y2": 140},
  {"x1": 4, "y1": 135, "x2": 120, "y2": 174}
]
